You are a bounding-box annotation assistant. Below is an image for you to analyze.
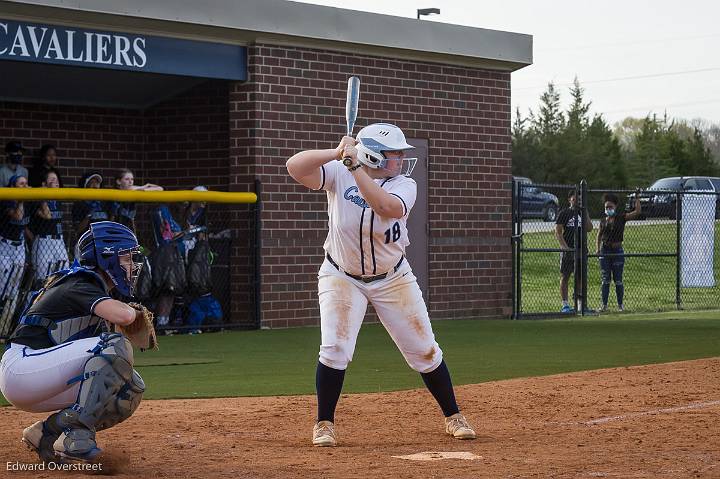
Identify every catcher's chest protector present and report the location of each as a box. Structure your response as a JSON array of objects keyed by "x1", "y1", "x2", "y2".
[{"x1": 18, "y1": 267, "x2": 108, "y2": 345}]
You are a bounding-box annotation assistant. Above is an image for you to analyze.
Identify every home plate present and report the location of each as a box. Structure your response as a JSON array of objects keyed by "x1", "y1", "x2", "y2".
[{"x1": 392, "y1": 451, "x2": 482, "y2": 461}]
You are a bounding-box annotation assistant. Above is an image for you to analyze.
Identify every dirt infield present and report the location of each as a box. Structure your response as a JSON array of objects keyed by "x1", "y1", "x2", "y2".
[{"x1": 1, "y1": 358, "x2": 718, "y2": 478}]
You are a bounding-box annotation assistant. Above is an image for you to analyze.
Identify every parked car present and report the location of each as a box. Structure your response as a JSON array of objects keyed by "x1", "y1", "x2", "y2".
[
  {"x1": 513, "y1": 176, "x2": 560, "y2": 222},
  {"x1": 626, "y1": 176, "x2": 720, "y2": 219}
]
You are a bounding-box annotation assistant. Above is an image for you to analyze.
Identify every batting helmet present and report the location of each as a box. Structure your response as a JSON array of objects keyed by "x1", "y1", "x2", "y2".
[
  {"x1": 76, "y1": 221, "x2": 143, "y2": 297},
  {"x1": 355, "y1": 123, "x2": 417, "y2": 176}
]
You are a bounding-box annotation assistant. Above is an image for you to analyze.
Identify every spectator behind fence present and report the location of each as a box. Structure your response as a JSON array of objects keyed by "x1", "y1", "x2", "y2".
[
  {"x1": 596, "y1": 191, "x2": 642, "y2": 312},
  {"x1": 28, "y1": 144, "x2": 64, "y2": 188},
  {"x1": 184, "y1": 186, "x2": 222, "y2": 334},
  {"x1": 1, "y1": 141, "x2": 29, "y2": 188},
  {"x1": 182, "y1": 185, "x2": 208, "y2": 253},
  {"x1": 110, "y1": 168, "x2": 163, "y2": 231},
  {"x1": 72, "y1": 171, "x2": 109, "y2": 235},
  {"x1": 151, "y1": 205, "x2": 186, "y2": 329},
  {"x1": 28, "y1": 170, "x2": 69, "y2": 282},
  {"x1": 0, "y1": 175, "x2": 30, "y2": 324},
  {"x1": 555, "y1": 189, "x2": 593, "y2": 313}
]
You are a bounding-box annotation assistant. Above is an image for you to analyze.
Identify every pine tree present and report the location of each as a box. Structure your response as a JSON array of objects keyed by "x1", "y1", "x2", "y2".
[
  {"x1": 530, "y1": 83, "x2": 565, "y2": 182},
  {"x1": 511, "y1": 108, "x2": 540, "y2": 178},
  {"x1": 685, "y1": 127, "x2": 717, "y2": 176}
]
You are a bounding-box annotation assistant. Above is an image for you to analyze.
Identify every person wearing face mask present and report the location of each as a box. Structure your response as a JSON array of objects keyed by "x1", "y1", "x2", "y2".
[
  {"x1": 596, "y1": 191, "x2": 641, "y2": 312},
  {"x1": 1, "y1": 141, "x2": 30, "y2": 188}
]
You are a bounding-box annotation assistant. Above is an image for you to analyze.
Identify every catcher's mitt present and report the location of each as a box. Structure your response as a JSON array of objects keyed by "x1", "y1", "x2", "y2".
[{"x1": 114, "y1": 302, "x2": 159, "y2": 351}]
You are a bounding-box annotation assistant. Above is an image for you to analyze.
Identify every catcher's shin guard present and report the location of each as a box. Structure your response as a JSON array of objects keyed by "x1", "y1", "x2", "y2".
[
  {"x1": 54, "y1": 333, "x2": 142, "y2": 461},
  {"x1": 94, "y1": 369, "x2": 145, "y2": 431}
]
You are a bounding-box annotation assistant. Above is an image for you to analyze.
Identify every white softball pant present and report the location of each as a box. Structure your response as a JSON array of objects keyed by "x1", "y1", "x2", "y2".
[
  {"x1": 0, "y1": 239, "x2": 25, "y2": 298},
  {"x1": 0, "y1": 337, "x2": 102, "y2": 412},
  {"x1": 317, "y1": 257, "x2": 443, "y2": 373},
  {"x1": 31, "y1": 236, "x2": 69, "y2": 281}
]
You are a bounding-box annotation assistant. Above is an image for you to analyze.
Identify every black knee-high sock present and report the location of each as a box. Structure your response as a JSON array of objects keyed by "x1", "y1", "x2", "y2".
[
  {"x1": 420, "y1": 360, "x2": 460, "y2": 417},
  {"x1": 316, "y1": 362, "x2": 346, "y2": 422}
]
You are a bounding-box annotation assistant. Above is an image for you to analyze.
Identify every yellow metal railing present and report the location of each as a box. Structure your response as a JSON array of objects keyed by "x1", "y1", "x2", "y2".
[{"x1": 0, "y1": 188, "x2": 257, "y2": 204}]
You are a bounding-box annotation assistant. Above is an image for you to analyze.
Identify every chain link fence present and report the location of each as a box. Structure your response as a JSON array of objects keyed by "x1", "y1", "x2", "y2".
[
  {"x1": 513, "y1": 180, "x2": 720, "y2": 318},
  {"x1": 0, "y1": 192, "x2": 259, "y2": 339}
]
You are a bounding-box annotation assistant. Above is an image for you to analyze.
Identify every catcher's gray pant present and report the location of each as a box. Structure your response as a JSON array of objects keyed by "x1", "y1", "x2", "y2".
[
  {"x1": 31, "y1": 236, "x2": 69, "y2": 281},
  {"x1": 0, "y1": 335, "x2": 143, "y2": 418}
]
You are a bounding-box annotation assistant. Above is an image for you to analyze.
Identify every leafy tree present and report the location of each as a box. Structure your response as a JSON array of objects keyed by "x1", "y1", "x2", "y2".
[{"x1": 511, "y1": 80, "x2": 718, "y2": 189}]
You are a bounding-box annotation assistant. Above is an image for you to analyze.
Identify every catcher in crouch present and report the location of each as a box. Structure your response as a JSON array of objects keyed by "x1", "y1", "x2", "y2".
[{"x1": 0, "y1": 221, "x2": 157, "y2": 463}]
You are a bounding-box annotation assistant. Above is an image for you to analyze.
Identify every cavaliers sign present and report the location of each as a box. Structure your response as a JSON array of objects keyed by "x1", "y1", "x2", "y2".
[{"x1": 0, "y1": 19, "x2": 247, "y2": 80}]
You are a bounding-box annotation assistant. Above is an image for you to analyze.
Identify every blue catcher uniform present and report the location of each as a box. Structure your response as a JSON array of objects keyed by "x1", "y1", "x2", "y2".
[{"x1": 0, "y1": 221, "x2": 145, "y2": 463}]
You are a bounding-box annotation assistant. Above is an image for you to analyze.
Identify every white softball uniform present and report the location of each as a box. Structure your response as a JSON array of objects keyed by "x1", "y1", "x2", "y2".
[
  {"x1": 1, "y1": 337, "x2": 104, "y2": 412},
  {"x1": 315, "y1": 160, "x2": 442, "y2": 373},
  {"x1": 0, "y1": 239, "x2": 25, "y2": 325},
  {"x1": 32, "y1": 237, "x2": 69, "y2": 281}
]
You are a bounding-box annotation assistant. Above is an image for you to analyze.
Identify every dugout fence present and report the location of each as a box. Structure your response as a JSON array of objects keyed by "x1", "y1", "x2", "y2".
[
  {"x1": 0, "y1": 185, "x2": 261, "y2": 339},
  {"x1": 512, "y1": 179, "x2": 720, "y2": 318}
]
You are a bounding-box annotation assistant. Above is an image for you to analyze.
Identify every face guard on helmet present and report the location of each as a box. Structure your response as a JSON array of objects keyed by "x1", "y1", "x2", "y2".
[
  {"x1": 355, "y1": 123, "x2": 417, "y2": 177},
  {"x1": 76, "y1": 221, "x2": 143, "y2": 297}
]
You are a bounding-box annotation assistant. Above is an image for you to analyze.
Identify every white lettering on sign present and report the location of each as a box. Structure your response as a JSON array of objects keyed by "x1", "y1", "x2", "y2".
[
  {"x1": 0, "y1": 23, "x2": 7, "y2": 54},
  {"x1": 0, "y1": 21, "x2": 147, "y2": 68}
]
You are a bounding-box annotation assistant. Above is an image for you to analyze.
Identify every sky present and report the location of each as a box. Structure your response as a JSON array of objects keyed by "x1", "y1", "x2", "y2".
[{"x1": 293, "y1": 0, "x2": 720, "y2": 127}]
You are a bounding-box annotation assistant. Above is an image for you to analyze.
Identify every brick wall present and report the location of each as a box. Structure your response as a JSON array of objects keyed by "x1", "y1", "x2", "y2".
[
  {"x1": 233, "y1": 44, "x2": 512, "y2": 328},
  {"x1": 0, "y1": 101, "x2": 144, "y2": 188},
  {"x1": 144, "y1": 80, "x2": 231, "y2": 191}
]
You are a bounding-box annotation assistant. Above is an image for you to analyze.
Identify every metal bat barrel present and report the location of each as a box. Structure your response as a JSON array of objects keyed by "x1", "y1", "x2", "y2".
[{"x1": 345, "y1": 76, "x2": 360, "y2": 137}]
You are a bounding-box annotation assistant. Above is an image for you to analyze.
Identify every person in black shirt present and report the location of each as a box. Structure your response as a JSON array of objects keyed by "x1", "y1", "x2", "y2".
[
  {"x1": 555, "y1": 190, "x2": 593, "y2": 313},
  {"x1": 596, "y1": 192, "x2": 641, "y2": 312},
  {"x1": 28, "y1": 144, "x2": 63, "y2": 188},
  {"x1": 28, "y1": 170, "x2": 69, "y2": 282},
  {"x1": 0, "y1": 221, "x2": 146, "y2": 463},
  {"x1": 0, "y1": 174, "x2": 31, "y2": 325},
  {"x1": 72, "y1": 171, "x2": 109, "y2": 235}
]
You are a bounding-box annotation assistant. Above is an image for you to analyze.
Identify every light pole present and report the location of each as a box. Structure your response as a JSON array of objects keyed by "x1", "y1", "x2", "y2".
[{"x1": 417, "y1": 8, "x2": 440, "y2": 20}]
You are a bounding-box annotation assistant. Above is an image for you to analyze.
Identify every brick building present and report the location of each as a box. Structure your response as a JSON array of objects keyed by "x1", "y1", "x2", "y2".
[{"x1": 0, "y1": 0, "x2": 532, "y2": 328}]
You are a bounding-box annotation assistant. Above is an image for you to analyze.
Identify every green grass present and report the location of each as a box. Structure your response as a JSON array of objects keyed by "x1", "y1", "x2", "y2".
[
  {"x1": 520, "y1": 221, "x2": 720, "y2": 313},
  {"x1": 2, "y1": 311, "x2": 719, "y2": 404}
]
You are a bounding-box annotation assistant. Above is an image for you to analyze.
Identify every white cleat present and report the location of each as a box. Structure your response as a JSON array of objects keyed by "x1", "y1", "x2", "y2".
[
  {"x1": 445, "y1": 413, "x2": 477, "y2": 440},
  {"x1": 312, "y1": 420, "x2": 338, "y2": 447}
]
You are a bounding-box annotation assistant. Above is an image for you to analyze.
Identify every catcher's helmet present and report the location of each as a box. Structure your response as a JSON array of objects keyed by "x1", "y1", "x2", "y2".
[
  {"x1": 76, "y1": 221, "x2": 142, "y2": 297},
  {"x1": 355, "y1": 123, "x2": 417, "y2": 176}
]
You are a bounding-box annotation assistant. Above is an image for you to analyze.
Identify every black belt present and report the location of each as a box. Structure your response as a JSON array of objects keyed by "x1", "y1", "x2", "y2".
[
  {"x1": 1, "y1": 237, "x2": 23, "y2": 246},
  {"x1": 37, "y1": 234, "x2": 62, "y2": 239},
  {"x1": 602, "y1": 241, "x2": 623, "y2": 249},
  {"x1": 326, "y1": 253, "x2": 404, "y2": 283}
]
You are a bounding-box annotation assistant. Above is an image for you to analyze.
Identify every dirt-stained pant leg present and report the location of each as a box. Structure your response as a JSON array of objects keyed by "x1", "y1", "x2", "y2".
[
  {"x1": 318, "y1": 259, "x2": 369, "y2": 370},
  {"x1": 369, "y1": 261, "x2": 443, "y2": 374}
]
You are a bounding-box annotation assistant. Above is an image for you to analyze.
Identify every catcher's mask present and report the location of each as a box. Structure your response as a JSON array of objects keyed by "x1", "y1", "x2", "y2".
[{"x1": 76, "y1": 221, "x2": 143, "y2": 297}]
